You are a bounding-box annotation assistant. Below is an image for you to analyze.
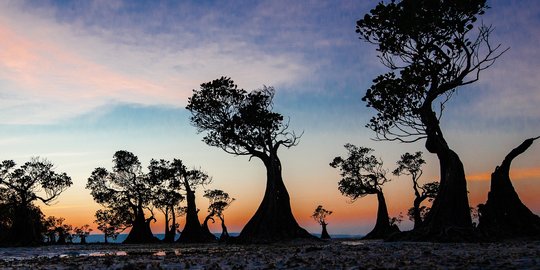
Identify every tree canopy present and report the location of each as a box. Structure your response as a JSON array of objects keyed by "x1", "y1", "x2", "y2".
[
  {"x1": 186, "y1": 76, "x2": 300, "y2": 160},
  {"x1": 86, "y1": 151, "x2": 157, "y2": 243},
  {"x1": 331, "y1": 144, "x2": 390, "y2": 201},
  {"x1": 0, "y1": 158, "x2": 72, "y2": 245},
  {"x1": 358, "y1": 0, "x2": 505, "y2": 142}
]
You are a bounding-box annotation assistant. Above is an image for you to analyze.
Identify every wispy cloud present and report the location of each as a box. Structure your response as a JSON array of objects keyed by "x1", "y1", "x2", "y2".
[{"x1": 0, "y1": 0, "x2": 316, "y2": 124}]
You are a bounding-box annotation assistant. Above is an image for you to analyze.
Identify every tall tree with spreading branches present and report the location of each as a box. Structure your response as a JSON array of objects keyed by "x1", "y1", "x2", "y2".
[
  {"x1": 393, "y1": 152, "x2": 439, "y2": 228},
  {"x1": 186, "y1": 77, "x2": 312, "y2": 242},
  {"x1": 86, "y1": 151, "x2": 158, "y2": 244},
  {"x1": 357, "y1": 0, "x2": 506, "y2": 240},
  {"x1": 0, "y1": 158, "x2": 72, "y2": 245},
  {"x1": 478, "y1": 137, "x2": 540, "y2": 238},
  {"x1": 331, "y1": 144, "x2": 399, "y2": 239},
  {"x1": 312, "y1": 205, "x2": 332, "y2": 239}
]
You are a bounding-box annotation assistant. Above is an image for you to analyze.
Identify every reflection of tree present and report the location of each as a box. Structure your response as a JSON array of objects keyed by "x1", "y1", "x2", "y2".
[{"x1": 357, "y1": 0, "x2": 506, "y2": 240}]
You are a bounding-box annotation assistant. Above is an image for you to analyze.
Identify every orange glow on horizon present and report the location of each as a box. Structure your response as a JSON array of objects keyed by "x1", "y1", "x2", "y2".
[{"x1": 467, "y1": 166, "x2": 540, "y2": 182}]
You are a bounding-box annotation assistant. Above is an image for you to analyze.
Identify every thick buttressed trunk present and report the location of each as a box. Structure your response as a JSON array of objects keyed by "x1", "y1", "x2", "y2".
[
  {"x1": 478, "y1": 137, "x2": 540, "y2": 239},
  {"x1": 6, "y1": 205, "x2": 43, "y2": 246},
  {"x1": 178, "y1": 189, "x2": 215, "y2": 243},
  {"x1": 363, "y1": 191, "x2": 399, "y2": 239},
  {"x1": 123, "y1": 206, "x2": 158, "y2": 244},
  {"x1": 201, "y1": 213, "x2": 217, "y2": 240},
  {"x1": 404, "y1": 108, "x2": 473, "y2": 242},
  {"x1": 320, "y1": 223, "x2": 331, "y2": 239},
  {"x1": 412, "y1": 197, "x2": 423, "y2": 229},
  {"x1": 238, "y1": 153, "x2": 313, "y2": 242}
]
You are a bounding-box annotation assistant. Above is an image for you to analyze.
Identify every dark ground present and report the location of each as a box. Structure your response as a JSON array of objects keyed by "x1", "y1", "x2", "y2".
[{"x1": 0, "y1": 239, "x2": 539, "y2": 269}]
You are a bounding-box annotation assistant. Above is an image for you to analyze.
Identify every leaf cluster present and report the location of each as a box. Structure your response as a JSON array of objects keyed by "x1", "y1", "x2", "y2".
[
  {"x1": 312, "y1": 205, "x2": 333, "y2": 225},
  {"x1": 357, "y1": 0, "x2": 505, "y2": 142},
  {"x1": 330, "y1": 144, "x2": 390, "y2": 201},
  {"x1": 204, "y1": 189, "x2": 235, "y2": 218},
  {"x1": 186, "y1": 77, "x2": 300, "y2": 159},
  {"x1": 0, "y1": 158, "x2": 72, "y2": 206}
]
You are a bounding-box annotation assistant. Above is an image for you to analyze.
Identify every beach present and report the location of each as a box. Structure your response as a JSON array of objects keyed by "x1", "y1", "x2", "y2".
[{"x1": 1, "y1": 239, "x2": 539, "y2": 269}]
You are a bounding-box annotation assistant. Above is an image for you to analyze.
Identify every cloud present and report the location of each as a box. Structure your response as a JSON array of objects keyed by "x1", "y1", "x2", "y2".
[
  {"x1": 467, "y1": 167, "x2": 540, "y2": 182},
  {"x1": 464, "y1": 1, "x2": 540, "y2": 120},
  {"x1": 0, "y1": 1, "x2": 313, "y2": 124}
]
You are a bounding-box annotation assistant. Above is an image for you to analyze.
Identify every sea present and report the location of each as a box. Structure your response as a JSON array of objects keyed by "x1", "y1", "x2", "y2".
[{"x1": 80, "y1": 233, "x2": 362, "y2": 243}]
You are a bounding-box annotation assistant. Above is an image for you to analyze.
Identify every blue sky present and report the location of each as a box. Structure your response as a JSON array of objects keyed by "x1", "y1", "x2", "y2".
[{"x1": 1, "y1": 0, "x2": 540, "y2": 235}]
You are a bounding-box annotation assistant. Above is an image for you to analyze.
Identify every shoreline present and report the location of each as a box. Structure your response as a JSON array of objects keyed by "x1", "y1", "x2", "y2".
[{"x1": 1, "y1": 239, "x2": 539, "y2": 269}]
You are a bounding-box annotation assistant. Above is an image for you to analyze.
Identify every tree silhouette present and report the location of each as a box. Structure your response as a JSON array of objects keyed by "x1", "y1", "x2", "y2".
[
  {"x1": 43, "y1": 216, "x2": 61, "y2": 244},
  {"x1": 478, "y1": 137, "x2": 540, "y2": 238},
  {"x1": 55, "y1": 219, "x2": 73, "y2": 244},
  {"x1": 186, "y1": 77, "x2": 311, "y2": 242},
  {"x1": 0, "y1": 158, "x2": 72, "y2": 245},
  {"x1": 312, "y1": 205, "x2": 332, "y2": 239},
  {"x1": 393, "y1": 152, "x2": 439, "y2": 228},
  {"x1": 331, "y1": 144, "x2": 399, "y2": 239},
  {"x1": 172, "y1": 160, "x2": 214, "y2": 243},
  {"x1": 86, "y1": 151, "x2": 158, "y2": 244},
  {"x1": 73, "y1": 224, "x2": 93, "y2": 244},
  {"x1": 148, "y1": 159, "x2": 185, "y2": 243},
  {"x1": 203, "y1": 189, "x2": 235, "y2": 241},
  {"x1": 357, "y1": 0, "x2": 506, "y2": 240},
  {"x1": 94, "y1": 209, "x2": 123, "y2": 244}
]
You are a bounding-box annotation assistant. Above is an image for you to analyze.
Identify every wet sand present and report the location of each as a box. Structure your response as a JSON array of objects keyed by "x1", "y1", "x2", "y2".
[{"x1": 1, "y1": 239, "x2": 539, "y2": 269}]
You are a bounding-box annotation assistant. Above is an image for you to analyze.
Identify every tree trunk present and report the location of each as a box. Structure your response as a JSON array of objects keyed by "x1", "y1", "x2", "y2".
[
  {"x1": 6, "y1": 204, "x2": 43, "y2": 246},
  {"x1": 478, "y1": 137, "x2": 540, "y2": 239},
  {"x1": 104, "y1": 234, "x2": 108, "y2": 244},
  {"x1": 411, "y1": 108, "x2": 473, "y2": 241},
  {"x1": 123, "y1": 206, "x2": 158, "y2": 244},
  {"x1": 363, "y1": 190, "x2": 399, "y2": 239},
  {"x1": 80, "y1": 236, "x2": 87, "y2": 244},
  {"x1": 177, "y1": 187, "x2": 215, "y2": 243},
  {"x1": 163, "y1": 206, "x2": 177, "y2": 243},
  {"x1": 238, "y1": 153, "x2": 313, "y2": 242},
  {"x1": 412, "y1": 197, "x2": 423, "y2": 229},
  {"x1": 320, "y1": 223, "x2": 331, "y2": 239},
  {"x1": 219, "y1": 215, "x2": 229, "y2": 241}
]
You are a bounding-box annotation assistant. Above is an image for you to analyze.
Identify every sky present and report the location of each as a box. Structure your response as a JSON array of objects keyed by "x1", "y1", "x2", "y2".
[{"x1": 1, "y1": 0, "x2": 540, "y2": 236}]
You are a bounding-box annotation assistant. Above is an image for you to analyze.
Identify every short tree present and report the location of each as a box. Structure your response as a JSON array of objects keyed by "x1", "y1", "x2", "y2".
[
  {"x1": 357, "y1": 0, "x2": 506, "y2": 239},
  {"x1": 203, "y1": 189, "x2": 235, "y2": 241},
  {"x1": 312, "y1": 205, "x2": 332, "y2": 239},
  {"x1": 86, "y1": 151, "x2": 158, "y2": 244},
  {"x1": 94, "y1": 209, "x2": 123, "y2": 244},
  {"x1": 174, "y1": 161, "x2": 214, "y2": 243},
  {"x1": 148, "y1": 159, "x2": 185, "y2": 243},
  {"x1": 73, "y1": 224, "x2": 93, "y2": 244},
  {"x1": 331, "y1": 144, "x2": 399, "y2": 239},
  {"x1": 0, "y1": 158, "x2": 72, "y2": 245},
  {"x1": 393, "y1": 152, "x2": 439, "y2": 228},
  {"x1": 186, "y1": 77, "x2": 311, "y2": 242}
]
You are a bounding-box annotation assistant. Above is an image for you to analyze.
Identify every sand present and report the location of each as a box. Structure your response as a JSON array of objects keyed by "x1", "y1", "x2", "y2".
[{"x1": 0, "y1": 239, "x2": 539, "y2": 269}]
